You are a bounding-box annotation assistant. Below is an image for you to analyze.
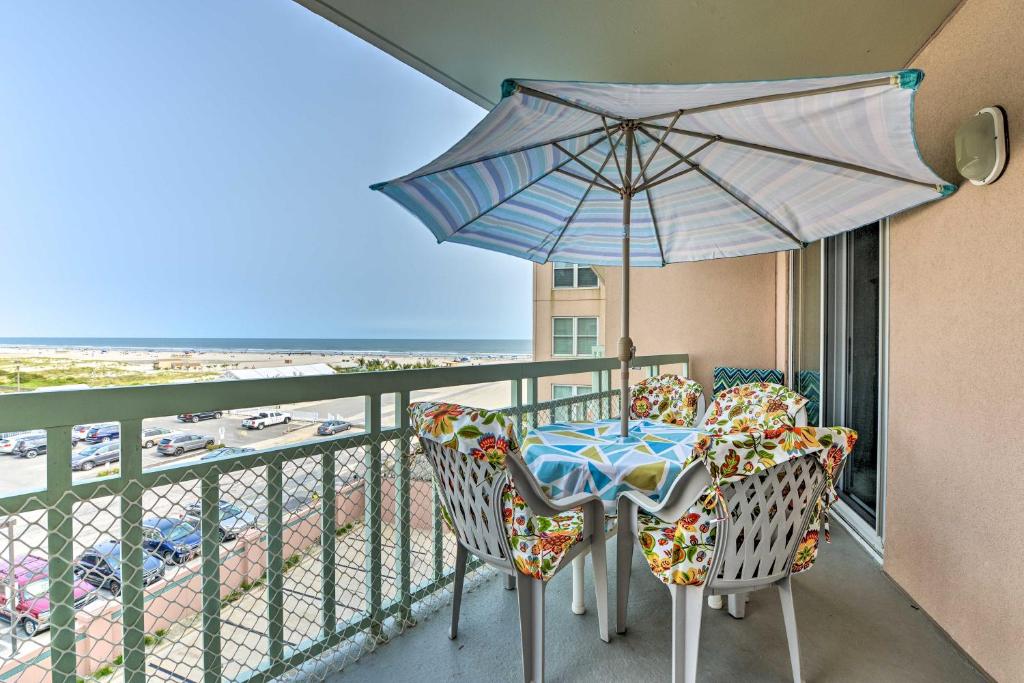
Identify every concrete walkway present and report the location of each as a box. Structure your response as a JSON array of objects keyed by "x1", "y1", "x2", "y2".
[{"x1": 324, "y1": 525, "x2": 986, "y2": 682}]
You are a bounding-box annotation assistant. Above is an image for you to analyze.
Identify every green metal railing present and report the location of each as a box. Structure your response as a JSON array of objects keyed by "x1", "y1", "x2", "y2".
[{"x1": 0, "y1": 353, "x2": 686, "y2": 682}]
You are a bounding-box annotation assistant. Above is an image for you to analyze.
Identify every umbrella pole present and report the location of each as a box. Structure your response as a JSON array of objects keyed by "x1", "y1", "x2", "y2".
[{"x1": 619, "y1": 125, "x2": 635, "y2": 439}]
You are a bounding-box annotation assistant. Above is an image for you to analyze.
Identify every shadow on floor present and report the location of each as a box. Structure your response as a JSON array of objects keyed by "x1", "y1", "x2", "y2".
[{"x1": 325, "y1": 525, "x2": 985, "y2": 682}]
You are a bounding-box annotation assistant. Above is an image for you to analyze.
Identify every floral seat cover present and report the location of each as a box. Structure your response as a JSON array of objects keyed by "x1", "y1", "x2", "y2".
[
  {"x1": 638, "y1": 425, "x2": 858, "y2": 585},
  {"x1": 410, "y1": 401, "x2": 586, "y2": 581},
  {"x1": 629, "y1": 374, "x2": 704, "y2": 427},
  {"x1": 702, "y1": 382, "x2": 808, "y2": 434}
]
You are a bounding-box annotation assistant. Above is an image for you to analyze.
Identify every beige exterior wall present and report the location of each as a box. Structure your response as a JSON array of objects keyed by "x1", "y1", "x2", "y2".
[
  {"x1": 885, "y1": 1, "x2": 1024, "y2": 679},
  {"x1": 532, "y1": 254, "x2": 780, "y2": 402}
]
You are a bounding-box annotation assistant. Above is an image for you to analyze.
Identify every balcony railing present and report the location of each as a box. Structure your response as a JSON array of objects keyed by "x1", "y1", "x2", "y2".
[{"x1": 0, "y1": 353, "x2": 687, "y2": 682}]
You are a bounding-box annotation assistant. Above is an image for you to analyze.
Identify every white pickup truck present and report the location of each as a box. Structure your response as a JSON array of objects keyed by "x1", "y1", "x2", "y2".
[{"x1": 241, "y1": 411, "x2": 291, "y2": 430}]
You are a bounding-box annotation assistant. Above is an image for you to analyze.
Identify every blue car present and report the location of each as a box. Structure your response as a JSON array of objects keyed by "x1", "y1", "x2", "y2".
[
  {"x1": 85, "y1": 424, "x2": 120, "y2": 444},
  {"x1": 74, "y1": 541, "x2": 164, "y2": 596},
  {"x1": 142, "y1": 518, "x2": 202, "y2": 565}
]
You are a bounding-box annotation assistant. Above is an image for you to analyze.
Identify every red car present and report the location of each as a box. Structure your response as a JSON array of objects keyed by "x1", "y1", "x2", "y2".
[{"x1": 0, "y1": 554, "x2": 98, "y2": 636}]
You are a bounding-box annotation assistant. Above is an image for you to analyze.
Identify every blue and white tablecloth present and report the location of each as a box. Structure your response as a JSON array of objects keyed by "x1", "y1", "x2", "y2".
[{"x1": 521, "y1": 419, "x2": 702, "y2": 513}]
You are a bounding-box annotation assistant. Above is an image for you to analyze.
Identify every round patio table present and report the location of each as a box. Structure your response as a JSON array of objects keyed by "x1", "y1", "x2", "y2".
[
  {"x1": 521, "y1": 418, "x2": 702, "y2": 614},
  {"x1": 521, "y1": 418, "x2": 702, "y2": 514}
]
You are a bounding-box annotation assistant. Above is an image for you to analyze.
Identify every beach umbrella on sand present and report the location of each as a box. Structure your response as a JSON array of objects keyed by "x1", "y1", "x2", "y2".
[{"x1": 371, "y1": 70, "x2": 955, "y2": 439}]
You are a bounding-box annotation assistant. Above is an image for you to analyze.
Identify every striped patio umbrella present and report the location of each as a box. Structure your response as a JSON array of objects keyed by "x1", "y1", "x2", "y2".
[{"x1": 371, "y1": 70, "x2": 955, "y2": 438}]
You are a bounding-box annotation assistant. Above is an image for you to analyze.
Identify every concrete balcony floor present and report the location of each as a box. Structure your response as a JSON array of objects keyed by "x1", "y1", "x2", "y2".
[{"x1": 326, "y1": 525, "x2": 986, "y2": 682}]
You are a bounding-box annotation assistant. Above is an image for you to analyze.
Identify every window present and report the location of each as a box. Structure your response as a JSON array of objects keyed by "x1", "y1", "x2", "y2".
[
  {"x1": 553, "y1": 263, "x2": 599, "y2": 289},
  {"x1": 552, "y1": 317, "x2": 599, "y2": 356},
  {"x1": 552, "y1": 384, "x2": 593, "y2": 421}
]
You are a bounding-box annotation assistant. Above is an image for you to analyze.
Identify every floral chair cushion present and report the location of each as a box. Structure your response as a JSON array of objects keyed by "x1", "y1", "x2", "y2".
[
  {"x1": 410, "y1": 401, "x2": 585, "y2": 582},
  {"x1": 702, "y1": 382, "x2": 808, "y2": 434},
  {"x1": 637, "y1": 425, "x2": 858, "y2": 585},
  {"x1": 629, "y1": 375, "x2": 704, "y2": 427}
]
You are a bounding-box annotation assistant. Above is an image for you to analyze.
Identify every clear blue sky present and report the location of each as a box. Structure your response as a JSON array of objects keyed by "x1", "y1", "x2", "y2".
[{"x1": 0, "y1": 1, "x2": 532, "y2": 340}]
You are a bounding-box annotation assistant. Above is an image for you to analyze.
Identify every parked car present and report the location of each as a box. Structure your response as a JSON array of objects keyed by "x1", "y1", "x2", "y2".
[
  {"x1": 74, "y1": 541, "x2": 164, "y2": 596},
  {"x1": 176, "y1": 411, "x2": 223, "y2": 423},
  {"x1": 13, "y1": 436, "x2": 47, "y2": 459},
  {"x1": 0, "y1": 554, "x2": 98, "y2": 637},
  {"x1": 141, "y1": 426, "x2": 173, "y2": 448},
  {"x1": 201, "y1": 446, "x2": 255, "y2": 462},
  {"x1": 241, "y1": 411, "x2": 290, "y2": 430},
  {"x1": 182, "y1": 499, "x2": 258, "y2": 541},
  {"x1": 71, "y1": 441, "x2": 120, "y2": 471},
  {"x1": 317, "y1": 420, "x2": 352, "y2": 436},
  {"x1": 85, "y1": 424, "x2": 120, "y2": 444},
  {"x1": 73, "y1": 423, "x2": 113, "y2": 445},
  {"x1": 156, "y1": 433, "x2": 214, "y2": 457},
  {"x1": 142, "y1": 518, "x2": 202, "y2": 565},
  {"x1": 0, "y1": 431, "x2": 45, "y2": 454}
]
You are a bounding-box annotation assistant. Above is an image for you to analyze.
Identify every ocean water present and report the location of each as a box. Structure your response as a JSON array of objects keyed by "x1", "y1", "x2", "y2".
[{"x1": 0, "y1": 337, "x2": 532, "y2": 356}]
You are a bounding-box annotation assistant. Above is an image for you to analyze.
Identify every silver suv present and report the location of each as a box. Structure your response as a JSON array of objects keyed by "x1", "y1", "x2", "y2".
[{"x1": 156, "y1": 433, "x2": 214, "y2": 457}]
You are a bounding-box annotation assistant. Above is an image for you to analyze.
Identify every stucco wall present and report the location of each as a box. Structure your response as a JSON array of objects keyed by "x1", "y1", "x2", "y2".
[{"x1": 886, "y1": 1, "x2": 1024, "y2": 679}]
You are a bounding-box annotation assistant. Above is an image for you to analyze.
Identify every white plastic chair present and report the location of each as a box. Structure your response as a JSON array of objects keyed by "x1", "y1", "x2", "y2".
[
  {"x1": 419, "y1": 438, "x2": 609, "y2": 683},
  {"x1": 617, "y1": 455, "x2": 829, "y2": 683}
]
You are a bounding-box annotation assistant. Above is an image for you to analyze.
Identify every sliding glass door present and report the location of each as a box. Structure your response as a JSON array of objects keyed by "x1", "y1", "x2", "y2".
[{"x1": 792, "y1": 220, "x2": 887, "y2": 550}]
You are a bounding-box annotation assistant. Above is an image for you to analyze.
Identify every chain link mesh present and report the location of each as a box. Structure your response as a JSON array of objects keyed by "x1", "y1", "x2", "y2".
[{"x1": 0, "y1": 387, "x2": 623, "y2": 681}]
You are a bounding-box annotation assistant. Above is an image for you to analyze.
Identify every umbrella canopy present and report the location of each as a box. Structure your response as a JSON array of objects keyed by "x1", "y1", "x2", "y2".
[{"x1": 371, "y1": 69, "x2": 955, "y2": 436}]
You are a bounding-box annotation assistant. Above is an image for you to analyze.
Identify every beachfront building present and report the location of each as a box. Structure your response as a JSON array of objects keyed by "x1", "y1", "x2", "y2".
[{"x1": 0, "y1": 2, "x2": 1019, "y2": 682}]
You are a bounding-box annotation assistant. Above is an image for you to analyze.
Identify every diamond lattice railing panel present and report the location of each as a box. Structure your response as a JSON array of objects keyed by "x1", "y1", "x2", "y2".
[{"x1": 0, "y1": 376, "x2": 639, "y2": 681}]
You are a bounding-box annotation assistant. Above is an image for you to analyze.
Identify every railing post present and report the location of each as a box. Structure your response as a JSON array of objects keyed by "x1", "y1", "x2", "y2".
[
  {"x1": 511, "y1": 378, "x2": 523, "y2": 435},
  {"x1": 604, "y1": 369, "x2": 613, "y2": 419},
  {"x1": 200, "y1": 469, "x2": 222, "y2": 682},
  {"x1": 396, "y1": 390, "x2": 412, "y2": 626},
  {"x1": 526, "y1": 377, "x2": 538, "y2": 427},
  {"x1": 267, "y1": 459, "x2": 285, "y2": 662},
  {"x1": 364, "y1": 394, "x2": 384, "y2": 638},
  {"x1": 432, "y1": 486, "x2": 444, "y2": 583},
  {"x1": 321, "y1": 440, "x2": 337, "y2": 639},
  {"x1": 45, "y1": 425, "x2": 76, "y2": 683},
  {"x1": 119, "y1": 419, "x2": 147, "y2": 683}
]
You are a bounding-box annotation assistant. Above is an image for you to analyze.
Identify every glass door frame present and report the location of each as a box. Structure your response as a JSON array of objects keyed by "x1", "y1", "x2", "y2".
[{"x1": 788, "y1": 218, "x2": 889, "y2": 557}]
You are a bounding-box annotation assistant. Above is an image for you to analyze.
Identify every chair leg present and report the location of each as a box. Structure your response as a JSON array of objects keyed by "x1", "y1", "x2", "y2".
[
  {"x1": 727, "y1": 593, "x2": 746, "y2": 619},
  {"x1": 589, "y1": 508, "x2": 610, "y2": 642},
  {"x1": 669, "y1": 584, "x2": 704, "y2": 683},
  {"x1": 778, "y1": 576, "x2": 801, "y2": 683},
  {"x1": 516, "y1": 575, "x2": 545, "y2": 683},
  {"x1": 504, "y1": 573, "x2": 516, "y2": 590},
  {"x1": 616, "y1": 500, "x2": 634, "y2": 634},
  {"x1": 449, "y1": 543, "x2": 467, "y2": 639},
  {"x1": 516, "y1": 574, "x2": 534, "y2": 683},
  {"x1": 571, "y1": 555, "x2": 586, "y2": 614}
]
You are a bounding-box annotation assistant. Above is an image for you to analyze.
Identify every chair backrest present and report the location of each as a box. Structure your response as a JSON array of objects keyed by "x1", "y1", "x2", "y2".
[
  {"x1": 419, "y1": 439, "x2": 513, "y2": 568},
  {"x1": 410, "y1": 402, "x2": 518, "y2": 570},
  {"x1": 708, "y1": 456, "x2": 826, "y2": 592},
  {"x1": 700, "y1": 382, "x2": 808, "y2": 433},
  {"x1": 629, "y1": 374, "x2": 705, "y2": 427}
]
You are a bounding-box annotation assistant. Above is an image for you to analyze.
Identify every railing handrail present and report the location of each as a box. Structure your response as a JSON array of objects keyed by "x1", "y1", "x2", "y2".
[{"x1": 0, "y1": 353, "x2": 687, "y2": 431}]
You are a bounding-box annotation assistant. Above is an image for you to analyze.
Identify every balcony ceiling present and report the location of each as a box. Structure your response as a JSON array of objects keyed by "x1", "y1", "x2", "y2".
[{"x1": 295, "y1": 0, "x2": 962, "y2": 107}]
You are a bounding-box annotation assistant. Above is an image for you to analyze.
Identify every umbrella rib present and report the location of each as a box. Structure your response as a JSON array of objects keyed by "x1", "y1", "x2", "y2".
[
  {"x1": 637, "y1": 167, "x2": 667, "y2": 266},
  {"x1": 636, "y1": 111, "x2": 681, "y2": 181},
  {"x1": 552, "y1": 142, "x2": 623, "y2": 193},
  {"x1": 635, "y1": 75, "x2": 895, "y2": 123},
  {"x1": 542, "y1": 133, "x2": 623, "y2": 262},
  {"x1": 602, "y1": 117, "x2": 626, "y2": 188},
  {"x1": 644, "y1": 123, "x2": 943, "y2": 191},
  {"x1": 636, "y1": 137, "x2": 718, "y2": 190},
  {"x1": 514, "y1": 83, "x2": 625, "y2": 121},
  {"x1": 382, "y1": 126, "x2": 608, "y2": 185},
  {"x1": 444, "y1": 134, "x2": 610, "y2": 240},
  {"x1": 555, "y1": 168, "x2": 620, "y2": 194},
  {"x1": 636, "y1": 126, "x2": 804, "y2": 247}
]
